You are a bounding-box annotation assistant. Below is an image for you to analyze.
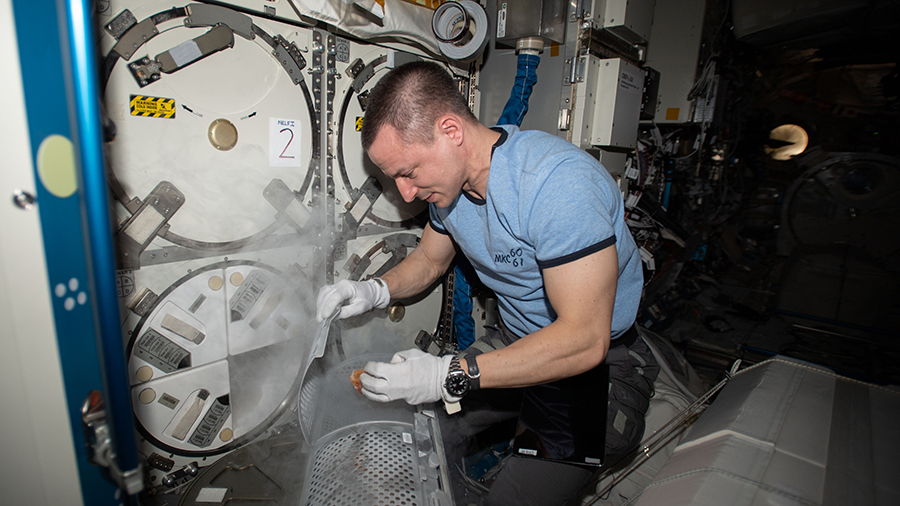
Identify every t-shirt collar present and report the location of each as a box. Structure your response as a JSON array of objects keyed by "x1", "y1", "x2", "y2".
[
  {"x1": 463, "y1": 126, "x2": 509, "y2": 205},
  {"x1": 490, "y1": 126, "x2": 509, "y2": 157}
]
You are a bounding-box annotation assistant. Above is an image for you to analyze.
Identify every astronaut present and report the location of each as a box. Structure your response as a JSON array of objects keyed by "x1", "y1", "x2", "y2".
[{"x1": 317, "y1": 61, "x2": 658, "y2": 505}]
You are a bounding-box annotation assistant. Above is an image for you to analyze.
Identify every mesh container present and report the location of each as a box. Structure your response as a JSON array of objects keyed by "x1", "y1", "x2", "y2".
[
  {"x1": 297, "y1": 320, "x2": 452, "y2": 505},
  {"x1": 303, "y1": 423, "x2": 422, "y2": 506}
]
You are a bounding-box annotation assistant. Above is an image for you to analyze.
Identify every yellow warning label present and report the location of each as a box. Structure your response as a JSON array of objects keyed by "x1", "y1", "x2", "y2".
[
  {"x1": 130, "y1": 95, "x2": 176, "y2": 119},
  {"x1": 665, "y1": 108, "x2": 680, "y2": 122},
  {"x1": 355, "y1": 116, "x2": 364, "y2": 132}
]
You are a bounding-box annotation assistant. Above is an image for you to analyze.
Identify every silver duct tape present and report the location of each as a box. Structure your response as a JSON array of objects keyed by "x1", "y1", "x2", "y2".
[
  {"x1": 168, "y1": 39, "x2": 203, "y2": 67},
  {"x1": 123, "y1": 206, "x2": 165, "y2": 245},
  {"x1": 435, "y1": 1, "x2": 489, "y2": 62},
  {"x1": 161, "y1": 313, "x2": 205, "y2": 344},
  {"x1": 172, "y1": 389, "x2": 209, "y2": 441}
]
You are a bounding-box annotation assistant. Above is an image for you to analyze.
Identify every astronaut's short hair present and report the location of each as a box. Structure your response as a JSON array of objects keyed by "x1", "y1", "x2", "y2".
[{"x1": 361, "y1": 61, "x2": 477, "y2": 151}]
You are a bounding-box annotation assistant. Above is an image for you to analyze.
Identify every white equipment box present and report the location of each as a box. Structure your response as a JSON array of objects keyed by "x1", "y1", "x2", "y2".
[
  {"x1": 570, "y1": 56, "x2": 644, "y2": 150},
  {"x1": 589, "y1": 0, "x2": 656, "y2": 44}
]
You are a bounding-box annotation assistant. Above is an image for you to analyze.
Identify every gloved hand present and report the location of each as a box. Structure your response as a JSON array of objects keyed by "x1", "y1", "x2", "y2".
[
  {"x1": 316, "y1": 278, "x2": 390, "y2": 321},
  {"x1": 359, "y1": 348, "x2": 460, "y2": 405}
]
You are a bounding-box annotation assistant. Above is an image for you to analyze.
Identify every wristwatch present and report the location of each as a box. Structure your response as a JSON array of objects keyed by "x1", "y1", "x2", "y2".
[{"x1": 444, "y1": 356, "x2": 470, "y2": 398}]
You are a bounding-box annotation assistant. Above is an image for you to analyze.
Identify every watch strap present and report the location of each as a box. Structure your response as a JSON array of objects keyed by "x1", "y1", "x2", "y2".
[
  {"x1": 448, "y1": 355, "x2": 463, "y2": 374},
  {"x1": 465, "y1": 354, "x2": 481, "y2": 390}
]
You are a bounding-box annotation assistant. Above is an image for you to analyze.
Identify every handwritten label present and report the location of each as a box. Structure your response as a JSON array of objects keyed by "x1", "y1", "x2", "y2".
[{"x1": 269, "y1": 118, "x2": 303, "y2": 167}]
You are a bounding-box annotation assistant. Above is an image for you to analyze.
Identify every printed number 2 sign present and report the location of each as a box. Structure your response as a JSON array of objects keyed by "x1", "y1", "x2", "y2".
[{"x1": 270, "y1": 118, "x2": 303, "y2": 167}]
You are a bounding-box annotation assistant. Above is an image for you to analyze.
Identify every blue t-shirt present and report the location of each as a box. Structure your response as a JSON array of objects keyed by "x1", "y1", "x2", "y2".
[{"x1": 430, "y1": 125, "x2": 642, "y2": 340}]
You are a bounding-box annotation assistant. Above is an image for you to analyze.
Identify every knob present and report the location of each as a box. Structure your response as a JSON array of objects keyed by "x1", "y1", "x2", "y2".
[{"x1": 12, "y1": 189, "x2": 35, "y2": 210}]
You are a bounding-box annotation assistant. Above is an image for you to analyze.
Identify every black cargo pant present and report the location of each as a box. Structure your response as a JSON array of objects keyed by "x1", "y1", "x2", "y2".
[{"x1": 442, "y1": 322, "x2": 659, "y2": 506}]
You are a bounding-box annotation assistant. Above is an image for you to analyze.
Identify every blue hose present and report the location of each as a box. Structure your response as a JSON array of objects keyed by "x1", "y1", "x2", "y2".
[{"x1": 497, "y1": 53, "x2": 541, "y2": 126}]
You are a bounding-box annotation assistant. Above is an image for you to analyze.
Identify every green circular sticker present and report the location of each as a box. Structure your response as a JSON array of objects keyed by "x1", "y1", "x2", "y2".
[{"x1": 36, "y1": 134, "x2": 77, "y2": 198}]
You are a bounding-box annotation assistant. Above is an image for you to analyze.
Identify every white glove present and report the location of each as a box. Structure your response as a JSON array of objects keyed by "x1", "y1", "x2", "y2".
[
  {"x1": 359, "y1": 348, "x2": 460, "y2": 405},
  {"x1": 316, "y1": 278, "x2": 390, "y2": 321}
]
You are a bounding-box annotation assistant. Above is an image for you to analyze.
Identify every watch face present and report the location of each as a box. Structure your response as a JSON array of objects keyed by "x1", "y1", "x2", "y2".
[{"x1": 446, "y1": 371, "x2": 469, "y2": 397}]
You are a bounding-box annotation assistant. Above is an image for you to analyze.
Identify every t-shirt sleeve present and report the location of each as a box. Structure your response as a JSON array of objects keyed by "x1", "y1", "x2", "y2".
[
  {"x1": 527, "y1": 155, "x2": 618, "y2": 269},
  {"x1": 428, "y1": 203, "x2": 450, "y2": 235}
]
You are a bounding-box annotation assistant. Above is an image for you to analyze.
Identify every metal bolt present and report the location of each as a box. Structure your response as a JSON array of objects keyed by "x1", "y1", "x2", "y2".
[{"x1": 13, "y1": 189, "x2": 36, "y2": 210}]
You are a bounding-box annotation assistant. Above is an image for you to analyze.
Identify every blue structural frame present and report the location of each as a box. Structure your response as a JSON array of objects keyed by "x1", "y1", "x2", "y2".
[{"x1": 11, "y1": 1, "x2": 140, "y2": 504}]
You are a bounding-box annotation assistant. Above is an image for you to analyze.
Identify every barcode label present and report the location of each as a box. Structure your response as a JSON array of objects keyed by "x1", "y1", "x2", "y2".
[
  {"x1": 189, "y1": 294, "x2": 207, "y2": 313},
  {"x1": 136, "y1": 330, "x2": 191, "y2": 373},
  {"x1": 229, "y1": 270, "x2": 270, "y2": 322},
  {"x1": 189, "y1": 395, "x2": 231, "y2": 447},
  {"x1": 158, "y1": 392, "x2": 180, "y2": 409}
]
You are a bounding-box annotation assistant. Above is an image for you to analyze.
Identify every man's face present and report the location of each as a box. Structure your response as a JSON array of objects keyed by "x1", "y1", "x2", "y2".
[{"x1": 366, "y1": 124, "x2": 463, "y2": 208}]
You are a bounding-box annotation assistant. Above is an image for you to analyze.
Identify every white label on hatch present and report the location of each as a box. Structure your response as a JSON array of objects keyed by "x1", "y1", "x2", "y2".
[{"x1": 270, "y1": 118, "x2": 303, "y2": 167}]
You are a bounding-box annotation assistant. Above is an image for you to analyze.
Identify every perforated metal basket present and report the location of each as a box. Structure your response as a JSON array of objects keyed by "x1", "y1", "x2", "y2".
[
  {"x1": 304, "y1": 423, "x2": 423, "y2": 506},
  {"x1": 297, "y1": 320, "x2": 452, "y2": 506}
]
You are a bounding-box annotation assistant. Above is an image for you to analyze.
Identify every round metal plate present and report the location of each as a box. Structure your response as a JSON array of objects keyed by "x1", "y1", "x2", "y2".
[
  {"x1": 208, "y1": 118, "x2": 238, "y2": 151},
  {"x1": 127, "y1": 260, "x2": 314, "y2": 456}
]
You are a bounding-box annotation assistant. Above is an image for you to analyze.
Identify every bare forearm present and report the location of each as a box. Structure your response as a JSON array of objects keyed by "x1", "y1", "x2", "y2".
[
  {"x1": 381, "y1": 224, "x2": 456, "y2": 300},
  {"x1": 464, "y1": 320, "x2": 610, "y2": 389},
  {"x1": 381, "y1": 247, "x2": 448, "y2": 300},
  {"x1": 465, "y1": 245, "x2": 619, "y2": 389}
]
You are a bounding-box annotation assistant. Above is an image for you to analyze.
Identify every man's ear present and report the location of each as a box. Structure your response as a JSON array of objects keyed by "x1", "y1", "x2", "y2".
[{"x1": 436, "y1": 114, "x2": 465, "y2": 146}]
